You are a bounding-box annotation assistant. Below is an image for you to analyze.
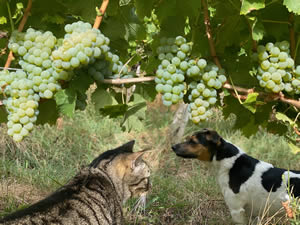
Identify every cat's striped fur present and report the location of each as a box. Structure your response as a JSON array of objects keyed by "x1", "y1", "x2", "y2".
[{"x1": 0, "y1": 140, "x2": 151, "y2": 225}]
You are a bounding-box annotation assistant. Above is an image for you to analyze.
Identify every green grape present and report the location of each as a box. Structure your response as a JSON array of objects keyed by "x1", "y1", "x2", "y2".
[
  {"x1": 197, "y1": 59, "x2": 207, "y2": 69},
  {"x1": 270, "y1": 47, "x2": 280, "y2": 56},
  {"x1": 167, "y1": 64, "x2": 176, "y2": 74}
]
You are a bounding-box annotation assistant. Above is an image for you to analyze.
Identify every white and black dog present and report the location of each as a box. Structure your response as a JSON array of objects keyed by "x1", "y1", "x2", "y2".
[{"x1": 172, "y1": 128, "x2": 300, "y2": 224}]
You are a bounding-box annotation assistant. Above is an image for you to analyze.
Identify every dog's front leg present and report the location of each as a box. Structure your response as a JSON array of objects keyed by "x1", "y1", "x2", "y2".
[{"x1": 224, "y1": 192, "x2": 247, "y2": 224}]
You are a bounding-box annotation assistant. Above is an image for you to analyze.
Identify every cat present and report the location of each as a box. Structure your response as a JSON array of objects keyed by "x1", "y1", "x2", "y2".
[{"x1": 0, "y1": 140, "x2": 151, "y2": 225}]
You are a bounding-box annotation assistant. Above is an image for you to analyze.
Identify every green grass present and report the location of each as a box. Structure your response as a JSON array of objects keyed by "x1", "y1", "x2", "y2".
[{"x1": 0, "y1": 104, "x2": 300, "y2": 224}]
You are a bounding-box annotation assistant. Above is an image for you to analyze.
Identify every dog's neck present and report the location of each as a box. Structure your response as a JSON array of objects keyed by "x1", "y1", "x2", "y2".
[{"x1": 211, "y1": 139, "x2": 244, "y2": 170}]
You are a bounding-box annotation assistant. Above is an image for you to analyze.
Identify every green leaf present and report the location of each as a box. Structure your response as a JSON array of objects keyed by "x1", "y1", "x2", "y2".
[
  {"x1": 69, "y1": 73, "x2": 94, "y2": 95},
  {"x1": 242, "y1": 92, "x2": 264, "y2": 113},
  {"x1": 100, "y1": 104, "x2": 128, "y2": 118},
  {"x1": 266, "y1": 121, "x2": 288, "y2": 135},
  {"x1": 122, "y1": 115, "x2": 145, "y2": 132},
  {"x1": 243, "y1": 92, "x2": 259, "y2": 104},
  {"x1": 288, "y1": 142, "x2": 300, "y2": 154},
  {"x1": 240, "y1": 0, "x2": 265, "y2": 15},
  {"x1": 55, "y1": 89, "x2": 77, "y2": 117},
  {"x1": 0, "y1": 16, "x2": 7, "y2": 24},
  {"x1": 251, "y1": 18, "x2": 265, "y2": 41},
  {"x1": 36, "y1": 99, "x2": 59, "y2": 125},
  {"x1": 91, "y1": 88, "x2": 118, "y2": 111},
  {"x1": 283, "y1": 0, "x2": 300, "y2": 15},
  {"x1": 121, "y1": 102, "x2": 147, "y2": 126},
  {"x1": 275, "y1": 112, "x2": 296, "y2": 127},
  {"x1": 134, "y1": 83, "x2": 157, "y2": 102},
  {"x1": 134, "y1": 0, "x2": 154, "y2": 20}
]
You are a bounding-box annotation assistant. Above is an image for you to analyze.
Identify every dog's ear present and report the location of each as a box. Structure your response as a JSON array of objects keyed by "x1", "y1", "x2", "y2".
[{"x1": 205, "y1": 130, "x2": 221, "y2": 146}]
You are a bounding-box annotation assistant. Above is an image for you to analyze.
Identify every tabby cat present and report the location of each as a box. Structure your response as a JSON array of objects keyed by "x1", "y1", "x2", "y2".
[{"x1": 0, "y1": 140, "x2": 151, "y2": 225}]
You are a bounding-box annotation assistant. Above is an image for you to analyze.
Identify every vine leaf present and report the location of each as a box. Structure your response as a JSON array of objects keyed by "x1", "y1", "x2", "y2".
[
  {"x1": 242, "y1": 92, "x2": 264, "y2": 113},
  {"x1": 100, "y1": 104, "x2": 129, "y2": 118},
  {"x1": 134, "y1": 0, "x2": 154, "y2": 20},
  {"x1": 240, "y1": 0, "x2": 265, "y2": 15},
  {"x1": 288, "y1": 142, "x2": 300, "y2": 154},
  {"x1": 250, "y1": 17, "x2": 265, "y2": 41},
  {"x1": 36, "y1": 99, "x2": 59, "y2": 125},
  {"x1": 55, "y1": 89, "x2": 77, "y2": 117},
  {"x1": 91, "y1": 88, "x2": 118, "y2": 112},
  {"x1": 275, "y1": 112, "x2": 297, "y2": 127},
  {"x1": 283, "y1": 0, "x2": 300, "y2": 15}
]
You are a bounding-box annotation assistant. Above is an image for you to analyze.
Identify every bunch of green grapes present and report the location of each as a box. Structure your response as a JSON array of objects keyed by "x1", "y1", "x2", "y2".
[
  {"x1": 254, "y1": 41, "x2": 299, "y2": 94},
  {"x1": 52, "y1": 21, "x2": 109, "y2": 71},
  {"x1": 0, "y1": 70, "x2": 38, "y2": 142},
  {"x1": 4, "y1": 21, "x2": 116, "y2": 142},
  {"x1": 155, "y1": 36, "x2": 191, "y2": 106},
  {"x1": 154, "y1": 36, "x2": 227, "y2": 124},
  {"x1": 9, "y1": 28, "x2": 62, "y2": 99},
  {"x1": 187, "y1": 61, "x2": 227, "y2": 123}
]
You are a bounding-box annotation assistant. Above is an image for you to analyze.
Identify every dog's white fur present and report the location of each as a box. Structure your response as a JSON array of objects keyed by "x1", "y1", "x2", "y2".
[{"x1": 211, "y1": 140, "x2": 299, "y2": 224}]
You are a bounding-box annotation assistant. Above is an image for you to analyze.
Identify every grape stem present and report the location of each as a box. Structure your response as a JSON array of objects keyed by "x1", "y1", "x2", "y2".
[
  {"x1": 4, "y1": 0, "x2": 32, "y2": 69},
  {"x1": 289, "y1": 13, "x2": 296, "y2": 59},
  {"x1": 201, "y1": 0, "x2": 222, "y2": 69},
  {"x1": 6, "y1": 0, "x2": 14, "y2": 32},
  {"x1": 93, "y1": 0, "x2": 109, "y2": 29}
]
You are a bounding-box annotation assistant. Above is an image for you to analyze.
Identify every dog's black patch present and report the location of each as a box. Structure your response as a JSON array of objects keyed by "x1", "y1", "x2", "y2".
[
  {"x1": 290, "y1": 178, "x2": 300, "y2": 197},
  {"x1": 215, "y1": 141, "x2": 239, "y2": 161},
  {"x1": 229, "y1": 154, "x2": 259, "y2": 193},
  {"x1": 261, "y1": 167, "x2": 285, "y2": 192}
]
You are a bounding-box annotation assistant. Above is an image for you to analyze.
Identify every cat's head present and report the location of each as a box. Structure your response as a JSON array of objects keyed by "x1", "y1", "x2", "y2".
[{"x1": 89, "y1": 140, "x2": 151, "y2": 203}]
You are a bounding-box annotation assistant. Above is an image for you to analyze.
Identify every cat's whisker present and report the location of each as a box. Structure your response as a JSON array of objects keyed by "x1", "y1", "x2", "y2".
[{"x1": 131, "y1": 193, "x2": 147, "y2": 215}]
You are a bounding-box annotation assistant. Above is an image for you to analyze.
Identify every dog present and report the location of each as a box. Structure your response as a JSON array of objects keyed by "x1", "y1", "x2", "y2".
[{"x1": 172, "y1": 128, "x2": 300, "y2": 224}]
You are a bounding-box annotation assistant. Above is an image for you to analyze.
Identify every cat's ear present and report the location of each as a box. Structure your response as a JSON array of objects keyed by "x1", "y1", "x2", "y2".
[
  {"x1": 120, "y1": 140, "x2": 135, "y2": 152},
  {"x1": 130, "y1": 150, "x2": 151, "y2": 169}
]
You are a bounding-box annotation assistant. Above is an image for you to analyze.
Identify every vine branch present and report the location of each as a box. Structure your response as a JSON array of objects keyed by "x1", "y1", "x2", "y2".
[
  {"x1": 101, "y1": 76, "x2": 155, "y2": 85},
  {"x1": 93, "y1": 0, "x2": 109, "y2": 29},
  {"x1": 201, "y1": 0, "x2": 222, "y2": 69},
  {"x1": 4, "y1": 0, "x2": 32, "y2": 69}
]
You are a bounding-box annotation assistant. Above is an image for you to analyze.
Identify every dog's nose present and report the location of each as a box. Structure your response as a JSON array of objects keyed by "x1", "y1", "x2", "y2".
[{"x1": 171, "y1": 145, "x2": 177, "y2": 152}]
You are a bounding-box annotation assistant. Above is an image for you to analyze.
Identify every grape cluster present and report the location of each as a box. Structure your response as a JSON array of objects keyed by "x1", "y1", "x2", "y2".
[
  {"x1": 187, "y1": 62, "x2": 227, "y2": 123},
  {"x1": 9, "y1": 28, "x2": 61, "y2": 99},
  {"x1": 255, "y1": 41, "x2": 300, "y2": 94},
  {"x1": 155, "y1": 36, "x2": 190, "y2": 106},
  {"x1": 0, "y1": 70, "x2": 37, "y2": 142},
  {"x1": 52, "y1": 21, "x2": 110, "y2": 72},
  {"x1": 3, "y1": 21, "x2": 129, "y2": 142},
  {"x1": 154, "y1": 36, "x2": 227, "y2": 124}
]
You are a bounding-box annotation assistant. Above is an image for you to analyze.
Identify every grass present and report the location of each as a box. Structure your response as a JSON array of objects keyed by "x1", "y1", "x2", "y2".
[{"x1": 0, "y1": 102, "x2": 300, "y2": 224}]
